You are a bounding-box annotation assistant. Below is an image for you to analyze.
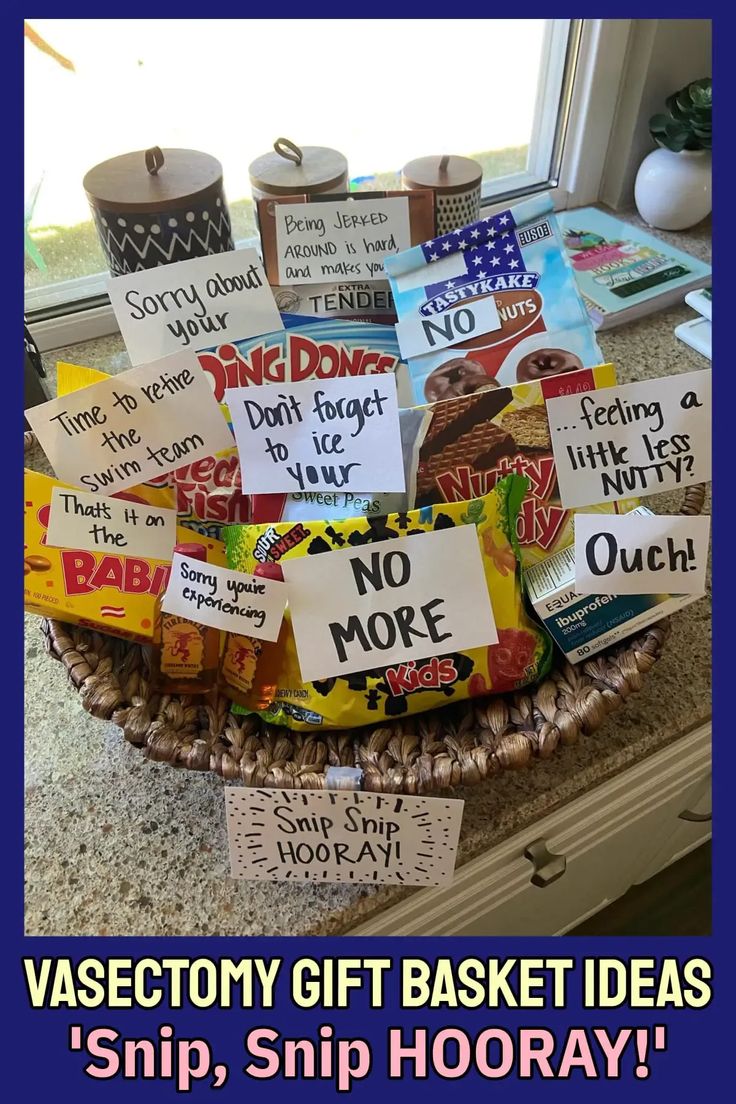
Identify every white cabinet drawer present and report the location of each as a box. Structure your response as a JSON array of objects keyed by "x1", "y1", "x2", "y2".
[{"x1": 349, "y1": 723, "x2": 711, "y2": 936}]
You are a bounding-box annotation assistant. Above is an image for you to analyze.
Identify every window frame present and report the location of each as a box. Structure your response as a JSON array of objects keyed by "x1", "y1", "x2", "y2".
[{"x1": 27, "y1": 17, "x2": 630, "y2": 354}]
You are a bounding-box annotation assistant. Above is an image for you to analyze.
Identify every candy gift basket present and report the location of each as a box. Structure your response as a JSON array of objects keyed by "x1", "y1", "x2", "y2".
[{"x1": 24, "y1": 186, "x2": 710, "y2": 797}]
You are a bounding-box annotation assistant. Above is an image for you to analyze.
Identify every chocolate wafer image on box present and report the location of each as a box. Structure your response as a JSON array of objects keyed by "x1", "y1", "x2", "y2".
[{"x1": 415, "y1": 388, "x2": 516, "y2": 503}]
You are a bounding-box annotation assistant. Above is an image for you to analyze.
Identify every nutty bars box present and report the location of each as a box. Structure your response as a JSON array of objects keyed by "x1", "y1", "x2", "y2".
[
  {"x1": 407, "y1": 363, "x2": 638, "y2": 567},
  {"x1": 24, "y1": 469, "x2": 227, "y2": 643}
]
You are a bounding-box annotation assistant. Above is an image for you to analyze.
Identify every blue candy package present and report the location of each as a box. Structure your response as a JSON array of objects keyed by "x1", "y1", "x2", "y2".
[{"x1": 384, "y1": 193, "x2": 603, "y2": 404}]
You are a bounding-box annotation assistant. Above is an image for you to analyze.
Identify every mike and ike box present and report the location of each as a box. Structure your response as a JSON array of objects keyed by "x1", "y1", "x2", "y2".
[{"x1": 24, "y1": 468, "x2": 227, "y2": 644}]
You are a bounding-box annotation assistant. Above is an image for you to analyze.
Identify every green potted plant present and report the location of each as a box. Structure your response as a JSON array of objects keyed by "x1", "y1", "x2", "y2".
[{"x1": 635, "y1": 78, "x2": 712, "y2": 230}]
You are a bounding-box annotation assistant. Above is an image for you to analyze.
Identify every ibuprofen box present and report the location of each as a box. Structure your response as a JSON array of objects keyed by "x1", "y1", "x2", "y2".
[
  {"x1": 24, "y1": 468, "x2": 227, "y2": 643},
  {"x1": 524, "y1": 508, "x2": 701, "y2": 663}
]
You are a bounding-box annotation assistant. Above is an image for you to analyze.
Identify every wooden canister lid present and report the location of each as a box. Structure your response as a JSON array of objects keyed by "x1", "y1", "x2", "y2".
[
  {"x1": 249, "y1": 138, "x2": 348, "y2": 196},
  {"x1": 83, "y1": 147, "x2": 225, "y2": 213},
  {"x1": 402, "y1": 154, "x2": 482, "y2": 195}
]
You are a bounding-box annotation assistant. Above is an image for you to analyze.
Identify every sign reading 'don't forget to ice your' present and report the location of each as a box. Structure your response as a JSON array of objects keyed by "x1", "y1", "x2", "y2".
[
  {"x1": 225, "y1": 786, "x2": 464, "y2": 886},
  {"x1": 226, "y1": 374, "x2": 405, "y2": 496}
]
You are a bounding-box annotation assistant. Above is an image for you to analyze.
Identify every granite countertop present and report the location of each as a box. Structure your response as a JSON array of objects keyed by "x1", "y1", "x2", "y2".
[{"x1": 24, "y1": 210, "x2": 712, "y2": 936}]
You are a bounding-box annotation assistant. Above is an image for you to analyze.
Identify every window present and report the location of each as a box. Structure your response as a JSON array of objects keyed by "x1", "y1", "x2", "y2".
[{"x1": 24, "y1": 18, "x2": 584, "y2": 331}]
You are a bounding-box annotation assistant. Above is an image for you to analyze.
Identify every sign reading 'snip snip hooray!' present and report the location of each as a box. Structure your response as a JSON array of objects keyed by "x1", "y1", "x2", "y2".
[{"x1": 384, "y1": 193, "x2": 603, "y2": 403}]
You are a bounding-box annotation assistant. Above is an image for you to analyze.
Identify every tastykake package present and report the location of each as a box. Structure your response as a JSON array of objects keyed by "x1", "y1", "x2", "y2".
[
  {"x1": 223, "y1": 478, "x2": 553, "y2": 731},
  {"x1": 403, "y1": 363, "x2": 638, "y2": 567},
  {"x1": 384, "y1": 193, "x2": 603, "y2": 403},
  {"x1": 57, "y1": 361, "x2": 249, "y2": 540},
  {"x1": 24, "y1": 468, "x2": 227, "y2": 643}
]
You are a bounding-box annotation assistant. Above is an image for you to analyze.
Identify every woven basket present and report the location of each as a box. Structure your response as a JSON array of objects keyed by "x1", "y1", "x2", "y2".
[{"x1": 38, "y1": 482, "x2": 706, "y2": 795}]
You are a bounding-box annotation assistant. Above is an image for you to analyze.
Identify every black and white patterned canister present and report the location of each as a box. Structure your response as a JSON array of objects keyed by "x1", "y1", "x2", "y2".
[
  {"x1": 84, "y1": 147, "x2": 234, "y2": 277},
  {"x1": 402, "y1": 154, "x2": 483, "y2": 236}
]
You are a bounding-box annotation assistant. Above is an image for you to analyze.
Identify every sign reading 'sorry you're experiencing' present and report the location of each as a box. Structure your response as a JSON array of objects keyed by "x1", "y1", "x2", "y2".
[
  {"x1": 226, "y1": 375, "x2": 405, "y2": 495},
  {"x1": 25, "y1": 351, "x2": 234, "y2": 496},
  {"x1": 282, "y1": 524, "x2": 498, "y2": 683},
  {"x1": 162, "y1": 554, "x2": 287, "y2": 641},
  {"x1": 274, "y1": 197, "x2": 411, "y2": 285},
  {"x1": 547, "y1": 369, "x2": 711, "y2": 510},
  {"x1": 107, "y1": 249, "x2": 282, "y2": 365},
  {"x1": 226, "y1": 787, "x2": 464, "y2": 886}
]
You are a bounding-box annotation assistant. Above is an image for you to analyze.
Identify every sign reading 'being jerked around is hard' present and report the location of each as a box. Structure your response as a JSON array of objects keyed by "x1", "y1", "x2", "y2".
[
  {"x1": 25, "y1": 351, "x2": 234, "y2": 496},
  {"x1": 226, "y1": 375, "x2": 405, "y2": 495},
  {"x1": 282, "y1": 525, "x2": 498, "y2": 683},
  {"x1": 226, "y1": 786, "x2": 464, "y2": 886}
]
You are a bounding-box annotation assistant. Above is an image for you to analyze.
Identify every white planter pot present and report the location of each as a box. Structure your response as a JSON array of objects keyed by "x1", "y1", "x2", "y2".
[{"x1": 634, "y1": 148, "x2": 712, "y2": 231}]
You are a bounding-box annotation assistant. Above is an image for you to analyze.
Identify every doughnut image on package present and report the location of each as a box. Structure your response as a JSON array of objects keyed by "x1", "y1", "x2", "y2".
[
  {"x1": 223, "y1": 477, "x2": 553, "y2": 731},
  {"x1": 384, "y1": 194, "x2": 602, "y2": 403}
]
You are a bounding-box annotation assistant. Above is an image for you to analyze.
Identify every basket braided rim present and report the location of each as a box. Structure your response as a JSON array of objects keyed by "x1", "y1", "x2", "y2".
[{"x1": 39, "y1": 483, "x2": 705, "y2": 794}]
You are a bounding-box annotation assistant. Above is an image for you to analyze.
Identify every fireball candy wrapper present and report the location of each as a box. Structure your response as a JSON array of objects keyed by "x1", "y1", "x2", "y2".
[{"x1": 223, "y1": 477, "x2": 552, "y2": 731}]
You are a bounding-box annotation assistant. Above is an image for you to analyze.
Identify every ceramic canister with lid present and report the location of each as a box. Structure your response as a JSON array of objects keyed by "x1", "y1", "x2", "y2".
[
  {"x1": 402, "y1": 154, "x2": 483, "y2": 235},
  {"x1": 249, "y1": 138, "x2": 348, "y2": 205},
  {"x1": 83, "y1": 146, "x2": 234, "y2": 276}
]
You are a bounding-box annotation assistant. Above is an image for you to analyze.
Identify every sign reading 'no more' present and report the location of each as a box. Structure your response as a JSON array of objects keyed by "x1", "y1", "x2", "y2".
[{"x1": 282, "y1": 524, "x2": 498, "y2": 683}]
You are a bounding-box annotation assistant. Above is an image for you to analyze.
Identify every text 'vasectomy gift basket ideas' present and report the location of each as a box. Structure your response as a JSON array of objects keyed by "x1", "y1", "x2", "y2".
[{"x1": 25, "y1": 142, "x2": 711, "y2": 800}]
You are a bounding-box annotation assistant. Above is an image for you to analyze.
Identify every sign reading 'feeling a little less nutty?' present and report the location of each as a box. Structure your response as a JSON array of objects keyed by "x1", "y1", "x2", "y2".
[
  {"x1": 547, "y1": 369, "x2": 711, "y2": 510},
  {"x1": 226, "y1": 786, "x2": 464, "y2": 886},
  {"x1": 282, "y1": 525, "x2": 497, "y2": 683}
]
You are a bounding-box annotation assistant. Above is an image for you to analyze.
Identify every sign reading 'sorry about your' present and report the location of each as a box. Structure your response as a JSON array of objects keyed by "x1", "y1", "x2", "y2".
[
  {"x1": 226, "y1": 787, "x2": 464, "y2": 886},
  {"x1": 25, "y1": 351, "x2": 234, "y2": 496},
  {"x1": 274, "y1": 197, "x2": 411, "y2": 285},
  {"x1": 162, "y1": 554, "x2": 287, "y2": 641},
  {"x1": 107, "y1": 249, "x2": 282, "y2": 365},
  {"x1": 548, "y1": 369, "x2": 711, "y2": 510},
  {"x1": 282, "y1": 524, "x2": 498, "y2": 683},
  {"x1": 226, "y1": 375, "x2": 405, "y2": 495}
]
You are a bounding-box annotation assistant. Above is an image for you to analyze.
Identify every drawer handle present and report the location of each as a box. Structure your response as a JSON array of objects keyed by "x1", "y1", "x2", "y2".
[
  {"x1": 523, "y1": 838, "x2": 567, "y2": 887},
  {"x1": 678, "y1": 808, "x2": 712, "y2": 823}
]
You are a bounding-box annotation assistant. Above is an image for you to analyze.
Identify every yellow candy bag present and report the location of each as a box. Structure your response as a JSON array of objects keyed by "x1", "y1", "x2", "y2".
[{"x1": 223, "y1": 476, "x2": 552, "y2": 730}]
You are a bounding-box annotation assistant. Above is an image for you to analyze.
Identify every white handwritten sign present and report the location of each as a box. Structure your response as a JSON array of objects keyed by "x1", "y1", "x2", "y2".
[
  {"x1": 274, "y1": 198, "x2": 411, "y2": 285},
  {"x1": 107, "y1": 249, "x2": 282, "y2": 365},
  {"x1": 46, "y1": 486, "x2": 176, "y2": 560},
  {"x1": 226, "y1": 786, "x2": 464, "y2": 886},
  {"x1": 25, "y1": 351, "x2": 234, "y2": 496},
  {"x1": 162, "y1": 554, "x2": 287, "y2": 640},
  {"x1": 226, "y1": 375, "x2": 405, "y2": 495},
  {"x1": 282, "y1": 524, "x2": 497, "y2": 683},
  {"x1": 395, "y1": 296, "x2": 501, "y2": 360},
  {"x1": 547, "y1": 369, "x2": 711, "y2": 509},
  {"x1": 574, "y1": 512, "x2": 710, "y2": 596}
]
